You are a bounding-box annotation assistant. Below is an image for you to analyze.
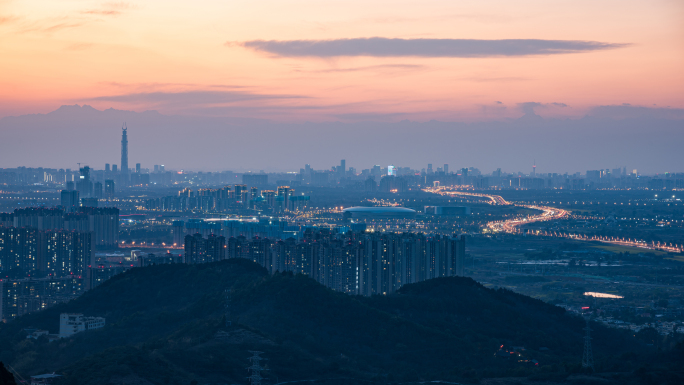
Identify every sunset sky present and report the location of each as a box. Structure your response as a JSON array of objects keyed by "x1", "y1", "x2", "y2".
[{"x1": 1, "y1": 0, "x2": 683, "y2": 121}]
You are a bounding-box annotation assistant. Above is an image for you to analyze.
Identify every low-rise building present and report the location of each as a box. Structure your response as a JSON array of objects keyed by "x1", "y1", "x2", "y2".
[
  {"x1": 59, "y1": 313, "x2": 105, "y2": 338},
  {"x1": 26, "y1": 329, "x2": 49, "y2": 339}
]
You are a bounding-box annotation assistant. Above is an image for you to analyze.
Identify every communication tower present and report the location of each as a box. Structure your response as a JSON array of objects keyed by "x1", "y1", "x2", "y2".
[{"x1": 247, "y1": 351, "x2": 266, "y2": 385}]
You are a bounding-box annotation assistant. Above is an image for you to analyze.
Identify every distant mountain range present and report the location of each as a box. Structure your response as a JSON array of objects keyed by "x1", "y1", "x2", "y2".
[
  {"x1": 1, "y1": 259, "x2": 680, "y2": 385},
  {"x1": 0, "y1": 104, "x2": 682, "y2": 173}
]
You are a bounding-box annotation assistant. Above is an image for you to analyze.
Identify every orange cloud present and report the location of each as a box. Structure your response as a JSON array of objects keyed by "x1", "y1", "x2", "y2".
[{"x1": 82, "y1": 1, "x2": 138, "y2": 17}]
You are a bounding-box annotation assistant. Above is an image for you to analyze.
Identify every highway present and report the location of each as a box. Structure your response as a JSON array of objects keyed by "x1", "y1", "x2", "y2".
[
  {"x1": 424, "y1": 188, "x2": 511, "y2": 205},
  {"x1": 524, "y1": 230, "x2": 684, "y2": 253},
  {"x1": 424, "y1": 187, "x2": 683, "y2": 254},
  {"x1": 486, "y1": 204, "x2": 569, "y2": 233}
]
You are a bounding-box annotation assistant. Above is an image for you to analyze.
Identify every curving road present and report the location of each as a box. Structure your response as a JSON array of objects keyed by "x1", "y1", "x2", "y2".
[{"x1": 424, "y1": 187, "x2": 683, "y2": 254}]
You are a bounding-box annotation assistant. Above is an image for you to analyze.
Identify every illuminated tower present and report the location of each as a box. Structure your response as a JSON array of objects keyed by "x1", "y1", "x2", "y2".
[
  {"x1": 121, "y1": 123, "x2": 129, "y2": 179},
  {"x1": 532, "y1": 160, "x2": 536, "y2": 177}
]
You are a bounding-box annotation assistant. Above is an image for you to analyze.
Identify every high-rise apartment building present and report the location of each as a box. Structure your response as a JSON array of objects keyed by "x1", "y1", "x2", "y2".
[
  {"x1": 184, "y1": 233, "x2": 226, "y2": 264},
  {"x1": 79, "y1": 207, "x2": 119, "y2": 247},
  {"x1": 12, "y1": 207, "x2": 64, "y2": 230},
  {"x1": 61, "y1": 190, "x2": 80, "y2": 213},
  {"x1": 93, "y1": 182, "x2": 103, "y2": 199},
  {"x1": 43, "y1": 230, "x2": 93, "y2": 278},
  {"x1": 233, "y1": 184, "x2": 247, "y2": 201},
  {"x1": 104, "y1": 180, "x2": 115, "y2": 197},
  {"x1": 262, "y1": 190, "x2": 276, "y2": 207},
  {"x1": 0, "y1": 228, "x2": 93, "y2": 278},
  {"x1": 0, "y1": 276, "x2": 84, "y2": 322},
  {"x1": 172, "y1": 229, "x2": 465, "y2": 297},
  {"x1": 0, "y1": 227, "x2": 41, "y2": 276},
  {"x1": 76, "y1": 166, "x2": 93, "y2": 198},
  {"x1": 276, "y1": 186, "x2": 293, "y2": 211}
]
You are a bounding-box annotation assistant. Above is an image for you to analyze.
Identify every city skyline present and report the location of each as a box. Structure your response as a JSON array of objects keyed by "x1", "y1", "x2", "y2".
[
  {"x1": 2, "y1": 1, "x2": 683, "y2": 174},
  {"x1": 1, "y1": 104, "x2": 682, "y2": 174}
]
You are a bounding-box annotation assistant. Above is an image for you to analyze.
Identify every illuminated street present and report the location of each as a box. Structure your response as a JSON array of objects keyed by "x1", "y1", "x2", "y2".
[{"x1": 425, "y1": 186, "x2": 683, "y2": 254}]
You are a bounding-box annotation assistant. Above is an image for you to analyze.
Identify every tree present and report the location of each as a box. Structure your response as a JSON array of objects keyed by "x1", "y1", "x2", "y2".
[{"x1": 0, "y1": 362, "x2": 17, "y2": 385}]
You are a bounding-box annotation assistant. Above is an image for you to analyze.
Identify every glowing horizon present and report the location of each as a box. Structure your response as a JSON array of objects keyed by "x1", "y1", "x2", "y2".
[{"x1": 1, "y1": 0, "x2": 683, "y2": 121}]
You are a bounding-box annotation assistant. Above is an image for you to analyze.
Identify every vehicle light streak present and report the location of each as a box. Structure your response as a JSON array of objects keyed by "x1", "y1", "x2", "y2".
[{"x1": 424, "y1": 187, "x2": 683, "y2": 254}]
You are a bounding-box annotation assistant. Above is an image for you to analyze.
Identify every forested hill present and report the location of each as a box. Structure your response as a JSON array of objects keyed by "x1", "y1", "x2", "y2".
[{"x1": 0, "y1": 259, "x2": 680, "y2": 385}]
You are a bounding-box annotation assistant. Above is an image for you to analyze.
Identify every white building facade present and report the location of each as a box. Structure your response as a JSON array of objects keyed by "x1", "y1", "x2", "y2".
[{"x1": 59, "y1": 313, "x2": 105, "y2": 338}]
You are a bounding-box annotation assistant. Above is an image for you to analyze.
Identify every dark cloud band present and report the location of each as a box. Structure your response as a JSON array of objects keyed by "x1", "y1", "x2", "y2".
[
  {"x1": 86, "y1": 90, "x2": 305, "y2": 106},
  {"x1": 239, "y1": 38, "x2": 627, "y2": 58}
]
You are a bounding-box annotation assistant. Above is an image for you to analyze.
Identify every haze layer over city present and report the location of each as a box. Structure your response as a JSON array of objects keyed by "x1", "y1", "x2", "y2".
[{"x1": 1, "y1": 1, "x2": 683, "y2": 385}]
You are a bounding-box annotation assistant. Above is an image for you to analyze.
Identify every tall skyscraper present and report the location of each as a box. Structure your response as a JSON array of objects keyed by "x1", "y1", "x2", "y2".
[
  {"x1": 339, "y1": 159, "x2": 346, "y2": 179},
  {"x1": 444, "y1": 164, "x2": 449, "y2": 174},
  {"x1": 427, "y1": 164, "x2": 433, "y2": 174},
  {"x1": 135, "y1": 163, "x2": 141, "y2": 173},
  {"x1": 121, "y1": 123, "x2": 129, "y2": 178}
]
